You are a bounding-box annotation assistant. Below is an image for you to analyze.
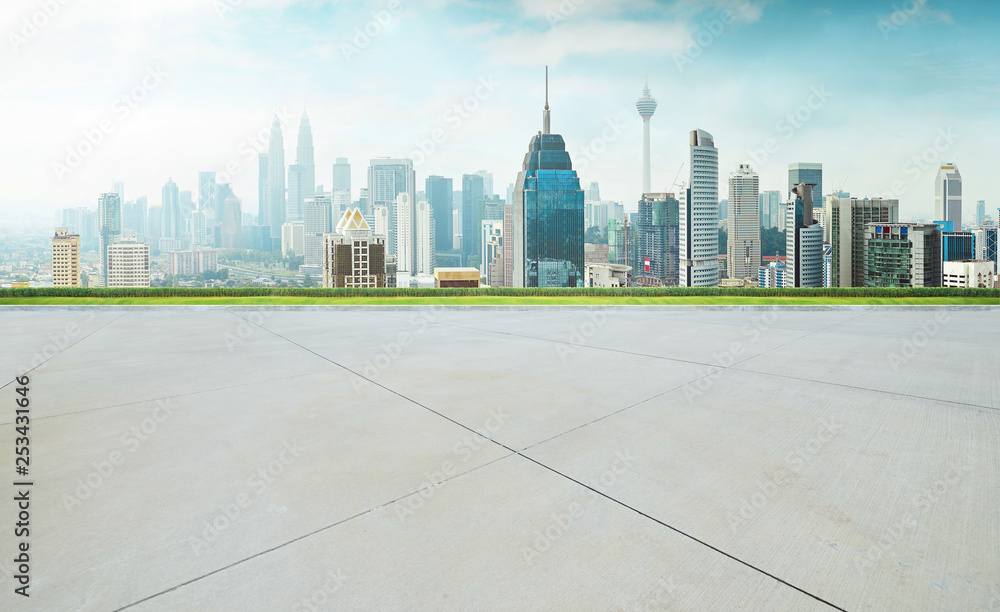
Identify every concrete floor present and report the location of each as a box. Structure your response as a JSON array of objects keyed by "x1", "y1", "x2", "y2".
[{"x1": 0, "y1": 307, "x2": 997, "y2": 611}]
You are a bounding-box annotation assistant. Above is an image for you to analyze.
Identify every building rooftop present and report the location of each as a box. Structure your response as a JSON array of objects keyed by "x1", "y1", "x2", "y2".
[{"x1": 1, "y1": 307, "x2": 997, "y2": 610}]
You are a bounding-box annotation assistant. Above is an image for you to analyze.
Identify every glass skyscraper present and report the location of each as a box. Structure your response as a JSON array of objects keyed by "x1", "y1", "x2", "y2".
[
  {"x1": 426, "y1": 176, "x2": 454, "y2": 257},
  {"x1": 511, "y1": 70, "x2": 585, "y2": 287},
  {"x1": 788, "y1": 163, "x2": 822, "y2": 204}
]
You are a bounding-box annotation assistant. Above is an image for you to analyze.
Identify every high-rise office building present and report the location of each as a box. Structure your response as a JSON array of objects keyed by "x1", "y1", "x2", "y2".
[
  {"x1": 98, "y1": 192, "x2": 122, "y2": 287},
  {"x1": 264, "y1": 115, "x2": 286, "y2": 238},
  {"x1": 636, "y1": 81, "x2": 657, "y2": 194},
  {"x1": 368, "y1": 158, "x2": 415, "y2": 259},
  {"x1": 221, "y1": 193, "x2": 243, "y2": 249},
  {"x1": 199, "y1": 171, "x2": 217, "y2": 217},
  {"x1": 635, "y1": 193, "x2": 679, "y2": 287},
  {"x1": 426, "y1": 176, "x2": 454, "y2": 258},
  {"x1": 727, "y1": 164, "x2": 760, "y2": 280},
  {"x1": 303, "y1": 196, "x2": 333, "y2": 268},
  {"x1": 282, "y1": 222, "x2": 305, "y2": 256},
  {"x1": 52, "y1": 228, "x2": 80, "y2": 287},
  {"x1": 324, "y1": 208, "x2": 388, "y2": 288},
  {"x1": 680, "y1": 129, "x2": 720, "y2": 287},
  {"x1": 287, "y1": 112, "x2": 316, "y2": 222},
  {"x1": 935, "y1": 164, "x2": 962, "y2": 230},
  {"x1": 113, "y1": 181, "x2": 125, "y2": 204},
  {"x1": 414, "y1": 199, "x2": 435, "y2": 275},
  {"x1": 258, "y1": 153, "x2": 269, "y2": 224},
  {"x1": 789, "y1": 163, "x2": 822, "y2": 204},
  {"x1": 373, "y1": 206, "x2": 389, "y2": 239},
  {"x1": 976, "y1": 200, "x2": 987, "y2": 227},
  {"x1": 106, "y1": 237, "x2": 150, "y2": 287},
  {"x1": 484, "y1": 219, "x2": 504, "y2": 287},
  {"x1": 786, "y1": 183, "x2": 824, "y2": 287},
  {"x1": 161, "y1": 178, "x2": 181, "y2": 240},
  {"x1": 826, "y1": 195, "x2": 899, "y2": 287},
  {"x1": 475, "y1": 170, "x2": 494, "y2": 200},
  {"x1": 180, "y1": 191, "x2": 194, "y2": 226},
  {"x1": 585, "y1": 182, "x2": 601, "y2": 204},
  {"x1": 974, "y1": 225, "x2": 998, "y2": 271},
  {"x1": 332, "y1": 158, "x2": 351, "y2": 217},
  {"x1": 191, "y1": 211, "x2": 207, "y2": 246},
  {"x1": 511, "y1": 69, "x2": 586, "y2": 287},
  {"x1": 865, "y1": 223, "x2": 942, "y2": 287},
  {"x1": 395, "y1": 192, "x2": 415, "y2": 273},
  {"x1": 759, "y1": 190, "x2": 782, "y2": 230},
  {"x1": 462, "y1": 174, "x2": 485, "y2": 266}
]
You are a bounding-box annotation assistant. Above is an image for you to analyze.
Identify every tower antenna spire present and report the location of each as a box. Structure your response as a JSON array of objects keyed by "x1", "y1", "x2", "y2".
[{"x1": 542, "y1": 65, "x2": 551, "y2": 135}]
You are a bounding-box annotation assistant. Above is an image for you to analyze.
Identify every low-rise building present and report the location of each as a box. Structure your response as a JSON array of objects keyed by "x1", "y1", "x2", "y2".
[
  {"x1": 585, "y1": 263, "x2": 631, "y2": 288},
  {"x1": 434, "y1": 268, "x2": 480, "y2": 288},
  {"x1": 943, "y1": 260, "x2": 996, "y2": 288}
]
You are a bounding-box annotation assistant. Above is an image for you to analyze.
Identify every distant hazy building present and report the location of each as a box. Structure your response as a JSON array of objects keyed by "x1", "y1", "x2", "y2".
[
  {"x1": 324, "y1": 208, "x2": 388, "y2": 288},
  {"x1": 462, "y1": 174, "x2": 485, "y2": 266},
  {"x1": 426, "y1": 176, "x2": 454, "y2": 258},
  {"x1": 759, "y1": 190, "x2": 782, "y2": 230},
  {"x1": 934, "y1": 164, "x2": 962, "y2": 230},
  {"x1": 511, "y1": 70, "x2": 586, "y2": 287},
  {"x1": 373, "y1": 206, "x2": 389, "y2": 239},
  {"x1": 221, "y1": 194, "x2": 243, "y2": 249},
  {"x1": 865, "y1": 223, "x2": 942, "y2": 287},
  {"x1": 332, "y1": 158, "x2": 351, "y2": 204},
  {"x1": 282, "y1": 222, "x2": 305, "y2": 257},
  {"x1": 168, "y1": 249, "x2": 218, "y2": 276},
  {"x1": 636, "y1": 80, "x2": 658, "y2": 194},
  {"x1": 585, "y1": 182, "x2": 601, "y2": 204},
  {"x1": 304, "y1": 196, "x2": 334, "y2": 268},
  {"x1": 106, "y1": 237, "x2": 150, "y2": 287},
  {"x1": 257, "y1": 153, "x2": 269, "y2": 227},
  {"x1": 52, "y1": 228, "x2": 80, "y2": 287},
  {"x1": 395, "y1": 192, "x2": 415, "y2": 273},
  {"x1": 826, "y1": 195, "x2": 899, "y2": 287},
  {"x1": 264, "y1": 116, "x2": 287, "y2": 239},
  {"x1": 161, "y1": 178, "x2": 181, "y2": 240},
  {"x1": 680, "y1": 129, "x2": 720, "y2": 287},
  {"x1": 287, "y1": 112, "x2": 316, "y2": 222},
  {"x1": 976, "y1": 200, "x2": 987, "y2": 227},
  {"x1": 475, "y1": 170, "x2": 494, "y2": 200},
  {"x1": 414, "y1": 199, "x2": 435, "y2": 275},
  {"x1": 635, "y1": 193, "x2": 679, "y2": 286},
  {"x1": 368, "y1": 158, "x2": 415, "y2": 259},
  {"x1": 786, "y1": 183, "x2": 824, "y2": 288},
  {"x1": 483, "y1": 220, "x2": 504, "y2": 286},
  {"x1": 98, "y1": 192, "x2": 122, "y2": 287},
  {"x1": 943, "y1": 260, "x2": 995, "y2": 288},
  {"x1": 789, "y1": 163, "x2": 822, "y2": 204},
  {"x1": 199, "y1": 171, "x2": 217, "y2": 218},
  {"x1": 727, "y1": 164, "x2": 760, "y2": 280}
]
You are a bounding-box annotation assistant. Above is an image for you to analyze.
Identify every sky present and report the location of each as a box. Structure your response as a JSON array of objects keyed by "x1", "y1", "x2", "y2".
[{"x1": 1, "y1": 0, "x2": 997, "y2": 225}]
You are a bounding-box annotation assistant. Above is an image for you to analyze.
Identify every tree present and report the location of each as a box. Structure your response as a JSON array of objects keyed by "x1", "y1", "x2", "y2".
[
  {"x1": 302, "y1": 273, "x2": 316, "y2": 288},
  {"x1": 761, "y1": 227, "x2": 786, "y2": 257},
  {"x1": 585, "y1": 225, "x2": 608, "y2": 245}
]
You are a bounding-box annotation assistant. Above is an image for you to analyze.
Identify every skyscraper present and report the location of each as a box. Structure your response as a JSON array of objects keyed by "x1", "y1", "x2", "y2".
[
  {"x1": 257, "y1": 153, "x2": 269, "y2": 225},
  {"x1": 287, "y1": 111, "x2": 316, "y2": 222},
  {"x1": 396, "y1": 192, "x2": 414, "y2": 273},
  {"x1": 303, "y1": 195, "x2": 333, "y2": 268},
  {"x1": 511, "y1": 68, "x2": 585, "y2": 287},
  {"x1": 265, "y1": 115, "x2": 286, "y2": 239},
  {"x1": 759, "y1": 190, "x2": 782, "y2": 230},
  {"x1": 414, "y1": 199, "x2": 435, "y2": 275},
  {"x1": 826, "y1": 195, "x2": 899, "y2": 287},
  {"x1": 462, "y1": 174, "x2": 485, "y2": 266},
  {"x1": 788, "y1": 163, "x2": 823, "y2": 204},
  {"x1": 106, "y1": 237, "x2": 150, "y2": 288},
  {"x1": 426, "y1": 176, "x2": 454, "y2": 257},
  {"x1": 727, "y1": 164, "x2": 761, "y2": 280},
  {"x1": 52, "y1": 228, "x2": 80, "y2": 287},
  {"x1": 332, "y1": 158, "x2": 351, "y2": 215},
  {"x1": 680, "y1": 129, "x2": 720, "y2": 287},
  {"x1": 976, "y1": 200, "x2": 987, "y2": 227},
  {"x1": 198, "y1": 171, "x2": 217, "y2": 218},
  {"x1": 99, "y1": 193, "x2": 122, "y2": 287},
  {"x1": 636, "y1": 80, "x2": 658, "y2": 194},
  {"x1": 635, "y1": 193, "x2": 679, "y2": 287},
  {"x1": 368, "y1": 158, "x2": 415, "y2": 258},
  {"x1": 325, "y1": 209, "x2": 388, "y2": 288},
  {"x1": 785, "y1": 183, "x2": 824, "y2": 287},
  {"x1": 221, "y1": 192, "x2": 243, "y2": 249},
  {"x1": 475, "y1": 170, "x2": 494, "y2": 200},
  {"x1": 935, "y1": 164, "x2": 962, "y2": 230},
  {"x1": 161, "y1": 178, "x2": 181, "y2": 240}
]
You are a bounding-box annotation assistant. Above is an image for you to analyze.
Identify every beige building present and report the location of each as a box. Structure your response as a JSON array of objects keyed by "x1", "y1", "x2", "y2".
[
  {"x1": 585, "y1": 263, "x2": 631, "y2": 288},
  {"x1": 826, "y1": 195, "x2": 899, "y2": 287},
  {"x1": 107, "y1": 238, "x2": 150, "y2": 287},
  {"x1": 168, "y1": 249, "x2": 219, "y2": 276},
  {"x1": 52, "y1": 227, "x2": 81, "y2": 287},
  {"x1": 434, "y1": 268, "x2": 480, "y2": 288},
  {"x1": 943, "y1": 260, "x2": 996, "y2": 288}
]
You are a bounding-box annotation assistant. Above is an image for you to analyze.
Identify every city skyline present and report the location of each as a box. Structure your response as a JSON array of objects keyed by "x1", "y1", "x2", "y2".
[{"x1": 1, "y1": 0, "x2": 997, "y2": 224}]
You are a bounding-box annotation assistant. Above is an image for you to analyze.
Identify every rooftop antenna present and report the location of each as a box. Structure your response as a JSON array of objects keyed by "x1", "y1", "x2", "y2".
[{"x1": 543, "y1": 66, "x2": 551, "y2": 135}]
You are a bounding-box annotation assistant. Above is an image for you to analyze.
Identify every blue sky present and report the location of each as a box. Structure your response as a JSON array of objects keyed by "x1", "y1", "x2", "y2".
[{"x1": 1, "y1": 0, "x2": 997, "y2": 223}]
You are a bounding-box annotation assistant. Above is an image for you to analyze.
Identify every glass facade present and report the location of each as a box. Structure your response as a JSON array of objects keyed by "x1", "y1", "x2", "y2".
[
  {"x1": 636, "y1": 194, "x2": 679, "y2": 286},
  {"x1": 788, "y1": 163, "x2": 822, "y2": 204},
  {"x1": 514, "y1": 134, "x2": 585, "y2": 287}
]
